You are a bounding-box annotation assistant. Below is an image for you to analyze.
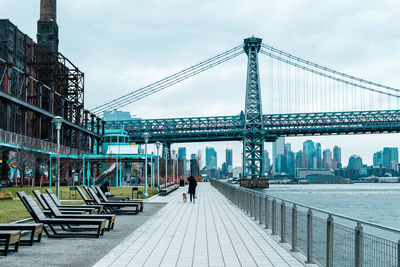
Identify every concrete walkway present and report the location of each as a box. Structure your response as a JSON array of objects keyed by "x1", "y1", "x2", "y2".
[{"x1": 94, "y1": 183, "x2": 306, "y2": 267}]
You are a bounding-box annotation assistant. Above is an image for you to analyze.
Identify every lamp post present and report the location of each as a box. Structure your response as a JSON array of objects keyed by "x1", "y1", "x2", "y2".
[
  {"x1": 155, "y1": 141, "x2": 161, "y2": 192},
  {"x1": 172, "y1": 150, "x2": 176, "y2": 184},
  {"x1": 143, "y1": 132, "x2": 150, "y2": 197},
  {"x1": 176, "y1": 154, "x2": 179, "y2": 183},
  {"x1": 164, "y1": 147, "x2": 168, "y2": 186},
  {"x1": 51, "y1": 116, "x2": 62, "y2": 199}
]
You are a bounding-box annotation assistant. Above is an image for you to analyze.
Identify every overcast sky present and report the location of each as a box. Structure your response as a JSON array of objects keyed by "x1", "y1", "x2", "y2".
[{"x1": 2, "y1": 0, "x2": 400, "y2": 168}]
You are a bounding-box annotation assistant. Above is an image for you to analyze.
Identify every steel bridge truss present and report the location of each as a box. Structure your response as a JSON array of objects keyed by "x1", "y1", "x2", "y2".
[{"x1": 105, "y1": 109, "x2": 400, "y2": 142}]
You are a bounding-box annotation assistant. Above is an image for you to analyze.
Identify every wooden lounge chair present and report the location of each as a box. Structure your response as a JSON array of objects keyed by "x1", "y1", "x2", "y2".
[
  {"x1": 91, "y1": 186, "x2": 129, "y2": 202},
  {"x1": 46, "y1": 189, "x2": 104, "y2": 214},
  {"x1": 93, "y1": 186, "x2": 143, "y2": 210},
  {"x1": 0, "y1": 223, "x2": 43, "y2": 246},
  {"x1": 17, "y1": 192, "x2": 106, "y2": 238},
  {"x1": 32, "y1": 190, "x2": 93, "y2": 215},
  {"x1": 76, "y1": 186, "x2": 98, "y2": 206},
  {"x1": 0, "y1": 231, "x2": 21, "y2": 256},
  {"x1": 84, "y1": 187, "x2": 142, "y2": 215},
  {"x1": 41, "y1": 194, "x2": 116, "y2": 231}
]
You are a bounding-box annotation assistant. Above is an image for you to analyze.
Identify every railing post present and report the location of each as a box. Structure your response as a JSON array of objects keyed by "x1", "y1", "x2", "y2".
[
  {"x1": 250, "y1": 192, "x2": 253, "y2": 217},
  {"x1": 253, "y1": 193, "x2": 257, "y2": 221},
  {"x1": 259, "y1": 194, "x2": 262, "y2": 224},
  {"x1": 291, "y1": 204, "x2": 297, "y2": 252},
  {"x1": 397, "y1": 240, "x2": 400, "y2": 267},
  {"x1": 326, "y1": 214, "x2": 334, "y2": 267},
  {"x1": 355, "y1": 222, "x2": 363, "y2": 267},
  {"x1": 264, "y1": 196, "x2": 268, "y2": 229},
  {"x1": 306, "y1": 208, "x2": 313, "y2": 264},
  {"x1": 281, "y1": 201, "x2": 286, "y2": 243},
  {"x1": 272, "y1": 198, "x2": 276, "y2": 235}
]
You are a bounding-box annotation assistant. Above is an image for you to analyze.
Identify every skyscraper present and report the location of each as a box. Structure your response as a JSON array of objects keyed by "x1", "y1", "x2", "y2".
[
  {"x1": 382, "y1": 147, "x2": 398, "y2": 170},
  {"x1": 225, "y1": 148, "x2": 233, "y2": 173},
  {"x1": 322, "y1": 149, "x2": 332, "y2": 169},
  {"x1": 315, "y1": 143, "x2": 322, "y2": 168},
  {"x1": 205, "y1": 147, "x2": 217, "y2": 170},
  {"x1": 264, "y1": 150, "x2": 271, "y2": 175},
  {"x1": 303, "y1": 140, "x2": 315, "y2": 169},
  {"x1": 332, "y1": 145, "x2": 341, "y2": 169},
  {"x1": 178, "y1": 147, "x2": 186, "y2": 160},
  {"x1": 348, "y1": 155, "x2": 363, "y2": 170},
  {"x1": 373, "y1": 151, "x2": 383, "y2": 167},
  {"x1": 273, "y1": 137, "x2": 285, "y2": 172},
  {"x1": 287, "y1": 151, "x2": 295, "y2": 175}
]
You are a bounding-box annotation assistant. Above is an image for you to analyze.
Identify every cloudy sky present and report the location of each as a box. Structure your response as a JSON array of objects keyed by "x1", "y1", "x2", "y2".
[{"x1": 2, "y1": 0, "x2": 400, "y2": 168}]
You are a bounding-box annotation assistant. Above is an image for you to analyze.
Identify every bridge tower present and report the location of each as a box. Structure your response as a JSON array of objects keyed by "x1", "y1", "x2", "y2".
[{"x1": 242, "y1": 37, "x2": 265, "y2": 179}]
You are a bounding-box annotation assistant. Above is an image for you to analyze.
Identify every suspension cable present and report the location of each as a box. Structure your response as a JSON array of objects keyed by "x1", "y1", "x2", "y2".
[
  {"x1": 91, "y1": 45, "x2": 244, "y2": 115},
  {"x1": 261, "y1": 43, "x2": 400, "y2": 94},
  {"x1": 260, "y1": 49, "x2": 400, "y2": 99}
]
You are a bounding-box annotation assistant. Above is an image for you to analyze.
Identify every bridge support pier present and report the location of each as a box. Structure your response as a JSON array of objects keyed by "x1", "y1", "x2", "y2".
[{"x1": 242, "y1": 37, "x2": 266, "y2": 183}]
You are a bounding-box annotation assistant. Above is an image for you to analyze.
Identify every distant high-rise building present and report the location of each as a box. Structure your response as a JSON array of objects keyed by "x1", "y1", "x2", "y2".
[
  {"x1": 303, "y1": 140, "x2": 315, "y2": 169},
  {"x1": 348, "y1": 155, "x2": 363, "y2": 170},
  {"x1": 205, "y1": 147, "x2": 217, "y2": 170},
  {"x1": 295, "y1": 150, "x2": 303, "y2": 170},
  {"x1": 315, "y1": 143, "x2": 322, "y2": 168},
  {"x1": 275, "y1": 154, "x2": 287, "y2": 174},
  {"x1": 273, "y1": 137, "x2": 285, "y2": 172},
  {"x1": 322, "y1": 149, "x2": 332, "y2": 169},
  {"x1": 332, "y1": 146, "x2": 341, "y2": 169},
  {"x1": 178, "y1": 147, "x2": 186, "y2": 160},
  {"x1": 264, "y1": 150, "x2": 271, "y2": 175},
  {"x1": 287, "y1": 151, "x2": 295, "y2": 175},
  {"x1": 225, "y1": 148, "x2": 233, "y2": 174},
  {"x1": 284, "y1": 143, "x2": 292, "y2": 156},
  {"x1": 373, "y1": 151, "x2": 383, "y2": 167},
  {"x1": 382, "y1": 147, "x2": 398, "y2": 170}
]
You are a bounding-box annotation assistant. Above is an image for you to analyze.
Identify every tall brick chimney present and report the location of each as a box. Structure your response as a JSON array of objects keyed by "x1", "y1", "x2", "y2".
[{"x1": 37, "y1": 0, "x2": 58, "y2": 52}]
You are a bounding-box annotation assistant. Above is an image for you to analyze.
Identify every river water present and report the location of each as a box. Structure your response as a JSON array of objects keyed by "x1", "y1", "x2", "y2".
[{"x1": 261, "y1": 183, "x2": 400, "y2": 230}]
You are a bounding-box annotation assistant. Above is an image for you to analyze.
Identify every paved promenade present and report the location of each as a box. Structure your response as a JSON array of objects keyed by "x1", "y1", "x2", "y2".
[{"x1": 95, "y1": 183, "x2": 306, "y2": 267}]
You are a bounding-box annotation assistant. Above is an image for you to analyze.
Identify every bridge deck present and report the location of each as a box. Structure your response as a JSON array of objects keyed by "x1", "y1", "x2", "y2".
[{"x1": 94, "y1": 183, "x2": 307, "y2": 267}]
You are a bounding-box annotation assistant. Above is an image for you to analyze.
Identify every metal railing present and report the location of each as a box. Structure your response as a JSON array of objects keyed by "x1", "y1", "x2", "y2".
[
  {"x1": 211, "y1": 179, "x2": 400, "y2": 267},
  {"x1": 0, "y1": 129, "x2": 86, "y2": 155}
]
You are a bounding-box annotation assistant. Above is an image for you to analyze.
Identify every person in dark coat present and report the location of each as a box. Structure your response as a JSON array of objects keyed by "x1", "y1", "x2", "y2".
[
  {"x1": 100, "y1": 180, "x2": 111, "y2": 197},
  {"x1": 187, "y1": 176, "x2": 197, "y2": 203}
]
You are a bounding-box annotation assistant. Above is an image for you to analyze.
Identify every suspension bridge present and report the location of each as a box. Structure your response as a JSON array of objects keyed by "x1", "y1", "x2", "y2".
[{"x1": 93, "y1": 36, "x2": 400, "y2": 180}]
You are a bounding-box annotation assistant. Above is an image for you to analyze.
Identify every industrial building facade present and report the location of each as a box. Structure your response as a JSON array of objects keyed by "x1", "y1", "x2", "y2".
[{"x1": 0, "y1": 0, "x2": 103, "y2": 182}]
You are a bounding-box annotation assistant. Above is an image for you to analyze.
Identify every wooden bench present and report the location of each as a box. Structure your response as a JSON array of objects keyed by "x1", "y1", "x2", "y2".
[
  {"x1": 0, "y1": 223, "x2": 43, "y2": 246},
  {"x1": 160, "y1": 183, "x2": 180, "y2": 196},
  {"x1": 0, "y1": 230, "x2": 21, "y2": 256}
]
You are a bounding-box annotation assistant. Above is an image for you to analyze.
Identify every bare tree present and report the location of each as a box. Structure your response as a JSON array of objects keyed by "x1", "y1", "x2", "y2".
[{"x1": 11, "y1": 147, "x2": 36, "y2": 187}]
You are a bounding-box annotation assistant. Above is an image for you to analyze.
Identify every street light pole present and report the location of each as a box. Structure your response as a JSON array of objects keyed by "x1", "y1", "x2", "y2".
[
  {"x1": 143, "y1": 132, "x2": 150, "y2": 197},
  {"x1": 164, "y1": 147, "x2": 168, "y2": 186},
  {"x1": 51, "y1": 116, "x2": 63, "y2": 199},
  {"x1": 176, "y1": 154, "x2": 179, "y2": 183},
  {"x1": 172, "y1": 150, "x2": 176, "y2": 184},
  {"x1": 155, "y1": 141, "x2": 161, "y2": 192}
]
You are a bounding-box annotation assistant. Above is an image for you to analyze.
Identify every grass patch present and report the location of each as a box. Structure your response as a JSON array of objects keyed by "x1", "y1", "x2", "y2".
[
  {"x1": 0, "y1": 200, "x2": 30, "y2": 223},
  {"x1": 0, "y1": 186, "x2": 158, "y2": 223},
  {"x1": 1, "y1": 186, "x2": 158, "y2": 200}
]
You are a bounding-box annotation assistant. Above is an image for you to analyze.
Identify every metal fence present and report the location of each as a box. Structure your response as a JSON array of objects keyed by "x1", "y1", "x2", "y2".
[
  {"x1": 211, "y1": 179, "x2": 400, "y2": 267},
  {"x1": 0, "y1": 129, "x2": 85, "y2": 155}
]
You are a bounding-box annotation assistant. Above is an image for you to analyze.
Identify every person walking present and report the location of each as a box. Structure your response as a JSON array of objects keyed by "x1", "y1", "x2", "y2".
[{"x1": 187, "y1": 176, "x2": 197, "y2": 203}]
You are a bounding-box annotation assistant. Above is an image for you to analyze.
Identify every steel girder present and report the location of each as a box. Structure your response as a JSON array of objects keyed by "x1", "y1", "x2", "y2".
[
  {"x1": 242, "y1": 37, "x2": 264, "y2": 179},
  {"x1": 105, "y1": 109, "x2": 400, "y2": 144}
]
